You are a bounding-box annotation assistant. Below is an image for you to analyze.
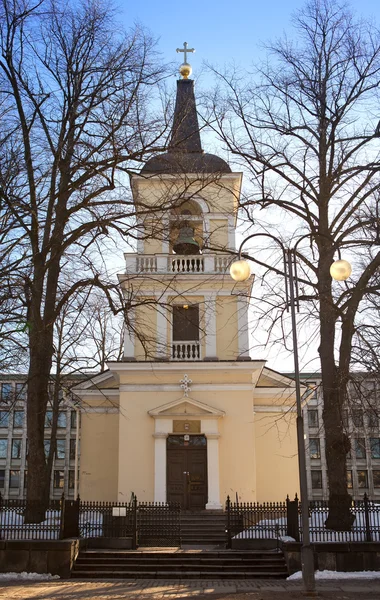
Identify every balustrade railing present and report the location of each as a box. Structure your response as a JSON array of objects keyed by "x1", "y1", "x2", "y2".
[
  {"x1": 172, "y1": 341, "x2": 201, "y2": 361},
  {"x1": 136, "y1": 256, "x2": 157, "y2": 273},
  {"x1": 125, "y1": 253, "x2": 232, "y2": 275},
  {"x1": 171, "y1": 256, "x2": 204, "y2": 273}
]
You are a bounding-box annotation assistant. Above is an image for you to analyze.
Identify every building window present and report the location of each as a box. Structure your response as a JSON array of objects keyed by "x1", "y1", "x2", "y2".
[
  {"x1": 70, "y1": 411, "x2": 77, "y2": 429},
  {"x1": 55, "y1": 439, "x2": 65, "y2": 460},
  {"x1": 53, "y1": 470, "x2": 64, "y2": 489},
  {"x1": 308, "y1": 410, "x2": 319, "y2": 429},
  {"x1": 1, "y1": 383, "x2": 12, "y2": 403},
  {"x1": 45, "y1": 410, "x2": 66, "y2": 428},
  {"x1": 24, "y1": 470, "x2": 28, "y2": 489},
  {"x1": 311, "y1": 470, "x2": 322, "y2": 489},
  {"x1": 15, "y1": 383, "x2": 27, "y2": 400},
  {"x1": 355, "y1": 438, "x2": 366, "y2": 460},
  {"x1": 0, "y1": 469, "x2": 5, "y2": 488},
  {"x1": 11, "y1": 439, "x2": 22, "y2": 459},
  {"x1": 0, "y1": 411, "x2": 9, "y2": 427},
  {"x1": 309, "y1": 438, "x2": 321, "y2": 459},
  {"x1": 352, "y1": 409, "x2": 364, "y2": 428},
  {"x1": 0, "y1": 438, "x2": 7, "y2": 459},
  {"x1": 9, "y1": 470, "x2": 20, "y2": 488},
  {"x1": 13, "y1": 411, "x2": 24, "y2": 428},
  {"x1": 68, "y1": 470, "x2": 75, "y2": 489},
  {"x1": 69, "y1": 439, "x2": 76, "y2": 460},
  {"x1": 357, "y1": 470, "x2": 368, "y2": 488},
  {"x1": 44, "y1": 440, "x2": 51, "y2": 458},
  {"x1": 370, "y1": 438, "x2": 380, "y2": 460},
  {"x1": 347, "y1": 470, "x2": 353, "y2": 489},
  {"x1": 172, "y1": 305, "x2": 200, "y2": 341},
  {"x1": 57, "y1": 411, "x2": 67, "y2": 428},
  {"x1": 367, "y1": 411, "x2": 378, "y2": 428},
  {"x1": 373, "y1": 471, "x2": 380, "y2": 488}
]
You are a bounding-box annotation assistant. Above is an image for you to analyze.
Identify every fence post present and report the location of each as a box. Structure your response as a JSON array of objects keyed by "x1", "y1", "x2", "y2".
[
  {"x1": 60, "y1": 493, "x2": 65, "y2": 539},
  {"x1": 226, "y1": 495, "x2": 231, "y2": 549},
  {"x1": 132, "y1": 494, "x2": 138, "y2": 549},
  {"x1": 61, "y1": 494, "x2": 80, "y2": 539},
  {"x1": 286, "y1": 494, "x2": 300, "y2": 542},
  {"x1": 363, "y1": 493, "x2": 371, "y2": 542}
]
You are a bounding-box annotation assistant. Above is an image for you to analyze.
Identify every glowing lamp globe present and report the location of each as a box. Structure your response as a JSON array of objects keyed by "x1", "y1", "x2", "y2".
[
  {"x1": 330, "y1": 259, "x2": 352, "y2": 281},
  {"x1": 230, "y1": 260, "x2": 251, "y2": 282}
]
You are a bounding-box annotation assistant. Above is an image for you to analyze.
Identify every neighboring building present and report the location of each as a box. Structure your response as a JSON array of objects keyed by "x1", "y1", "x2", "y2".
[
  {"x1": 0, "y1": 375, "x2": 80, "y2": 499},
  {"x1": 301, "y1": 374, "x2": 380, "y2": 501}
]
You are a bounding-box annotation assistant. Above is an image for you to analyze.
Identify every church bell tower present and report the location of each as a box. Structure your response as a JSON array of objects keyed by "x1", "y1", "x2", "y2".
[{"x1": 76, "y1": 45, "x2": 299, "y2": 509}]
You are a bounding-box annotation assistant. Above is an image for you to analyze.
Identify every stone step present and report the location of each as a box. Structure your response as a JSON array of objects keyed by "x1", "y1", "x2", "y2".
[
  {"x1": 76, "y1": 556, "x2": 283, "y2": 566},
  {"x1": 71, "y1": 570, "x2": 288, "y2": 579},
  {"x1": 73, "y1": 564, "x2": 287, "y2": 573},
  {"x1": 71, "y1": 549, "x2": 288, "y2": 579},
  {"x1": 79, "y1": 550, "x2": 281, "y2": 559}
]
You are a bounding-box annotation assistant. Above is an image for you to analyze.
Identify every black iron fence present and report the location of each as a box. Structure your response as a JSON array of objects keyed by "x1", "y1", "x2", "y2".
[
  {"x1": 79, "y1": 498, "x2": 136, "y2": 542},
  {"x1": 138, "y1": 502, "x2": 181, "y2": 547},
  {"x1": 302, "y1": 494, "x2": 380, "y2": 543},
  {"x1": 79, "y1": 497, "x2": 180, "y2": 547},
  {"x1": 225, "y1": 494, "x2": 380, "y2": 545},
  {"x1": 2, "y1": 492, "x2": 380, "y2": 546},
  {"x1": 0, "y1": 496, "x2": 62, "y2": 540},
  {"x1": 226, "y1": 496, "x2": 287, "y2": 548}
]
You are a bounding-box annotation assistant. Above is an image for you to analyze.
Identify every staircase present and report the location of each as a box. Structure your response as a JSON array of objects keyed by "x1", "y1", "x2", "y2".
[
  {"x1": 180, "y1": 510, "x2": 226, "y2": 545},
  {"x1": 71, "y1": 549, "x2": 289, "y2": 579}
]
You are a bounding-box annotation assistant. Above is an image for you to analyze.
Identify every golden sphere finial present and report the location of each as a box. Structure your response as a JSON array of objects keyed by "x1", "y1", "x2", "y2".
[
  {"x1": 179, "y1": 63, "x2": 192, "y2": 79},
  {"x1": 176, "y1": 42, "x2": 195, "y2": 79}
]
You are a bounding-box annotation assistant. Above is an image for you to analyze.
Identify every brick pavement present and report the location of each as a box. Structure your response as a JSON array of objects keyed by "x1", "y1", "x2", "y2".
[{"x1": 0, "y1": 579, "x2": 379, "y2": 600}]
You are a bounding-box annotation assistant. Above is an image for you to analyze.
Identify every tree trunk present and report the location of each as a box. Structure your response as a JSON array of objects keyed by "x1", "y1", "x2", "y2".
[
  {"x1": 24, "y1": 327, "x2": 54, "y2": 522},
  {"x1": 319, "y1": 258, "x2": 354, "y2": 531}
]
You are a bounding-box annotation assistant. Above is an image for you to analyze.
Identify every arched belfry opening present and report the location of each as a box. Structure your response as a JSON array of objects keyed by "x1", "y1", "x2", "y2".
[{"x1": 170, "y1": 199, "x2": 204, "y2": 256}]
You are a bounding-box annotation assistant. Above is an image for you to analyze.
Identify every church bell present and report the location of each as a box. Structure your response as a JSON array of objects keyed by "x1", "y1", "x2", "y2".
[{"x1": 173, "y1": 225, "x2": 200, "y2": 255}]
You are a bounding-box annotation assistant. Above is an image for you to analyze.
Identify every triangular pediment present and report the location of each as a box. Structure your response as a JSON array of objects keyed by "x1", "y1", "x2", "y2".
[{"x1": 148, "y1": 396, "x2": 225, "y2": 418}]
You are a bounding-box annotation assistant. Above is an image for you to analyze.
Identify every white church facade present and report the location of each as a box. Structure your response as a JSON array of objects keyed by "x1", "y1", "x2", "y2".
[{"x1": 75, "y1": 55, "x2": 300, "y2": 507}]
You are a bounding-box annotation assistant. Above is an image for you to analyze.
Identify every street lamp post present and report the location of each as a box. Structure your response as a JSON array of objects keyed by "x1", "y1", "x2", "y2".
[{"x1": 230, "y1": 234, "x2": 352, "y2": 594}]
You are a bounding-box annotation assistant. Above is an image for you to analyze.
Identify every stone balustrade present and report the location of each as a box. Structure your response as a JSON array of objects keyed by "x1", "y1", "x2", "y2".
[{"x1": 125, "y1": 253, "x2": 233, "y2": 275}]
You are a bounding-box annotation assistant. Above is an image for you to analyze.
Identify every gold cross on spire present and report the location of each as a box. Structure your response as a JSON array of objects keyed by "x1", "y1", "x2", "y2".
[{"x1": 176, "y1": 41, "x2": 195, "y2": 64}]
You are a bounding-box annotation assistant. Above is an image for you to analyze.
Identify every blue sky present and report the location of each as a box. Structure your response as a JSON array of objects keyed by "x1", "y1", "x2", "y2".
[{"x1": 120, "y1": 0, "x2": 380, "y2": 80}]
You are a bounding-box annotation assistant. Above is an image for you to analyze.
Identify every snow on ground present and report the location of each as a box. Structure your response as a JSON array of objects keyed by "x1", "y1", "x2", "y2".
[
  {"x1": 0, "y1": 572, "x2": 60, "y2": 581},
  {"x1": 288, "y1": 570, "x2": 380, "y2": 580}
]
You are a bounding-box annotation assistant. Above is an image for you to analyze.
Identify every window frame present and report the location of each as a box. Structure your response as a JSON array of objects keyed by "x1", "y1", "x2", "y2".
[
  {"x1": 311, "y1": 470, "x2": 322, "y2": 489},
  {"x1": 13, "y1": 411, "x2": 24, "y2": 428},
  {"x1": 370, "y1": 438, "x2": 380, "y2": 460},
  {"x1": 354, "y1": 438, "x2": 366, "y2": 460},
  {"x1": 308, "y1": 409, "x2": 319, "y2": 429},
  {"x1": 357, "y1": 470, "x2": 369, "y2": 489},
  {"x1": 9, "y1": 469, "x2": 20, "y2": 488},
  {"x1": 0, "y1": 438, "x2": 7, "y2": 459},
  {"x1": 55, "y1": 439, "x2": 65, "y2": 460},
  {"x1": 309, "y1": 437, "x2": 321, "y2": 459},
  {"x1": 53, "y1": 469, "x2": 65, "y2": 489},
  {"x1": 11, "y1": 439, "x2": 22, "y2": 459}
]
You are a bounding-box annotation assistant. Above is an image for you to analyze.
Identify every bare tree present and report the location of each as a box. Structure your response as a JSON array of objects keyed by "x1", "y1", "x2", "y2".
[
  {"x1": 208, "y1": 0, "x2": 380, "y2": 530},
  {"x1": 0, "y1": 0, "x2": 176, "y2": 520}
]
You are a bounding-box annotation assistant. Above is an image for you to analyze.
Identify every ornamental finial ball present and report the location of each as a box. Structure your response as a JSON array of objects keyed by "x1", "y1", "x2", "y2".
[
  {"x1": 179, "y1": 63, "x2": 192, "y2": 79},
  {"x1": 330, "y1": 259, "x2": 352, "y2": 281}
]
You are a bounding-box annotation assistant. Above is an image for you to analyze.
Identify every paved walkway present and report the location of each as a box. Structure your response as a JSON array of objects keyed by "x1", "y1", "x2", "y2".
[{"x1": 0, "y1": 579, "x2": 379, "y2": 599}]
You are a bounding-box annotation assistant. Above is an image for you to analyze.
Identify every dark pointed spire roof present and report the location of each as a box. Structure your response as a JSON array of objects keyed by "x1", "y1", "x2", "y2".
[{"x1": 142, "y1": 79, "x2": 231, "y2": 175}]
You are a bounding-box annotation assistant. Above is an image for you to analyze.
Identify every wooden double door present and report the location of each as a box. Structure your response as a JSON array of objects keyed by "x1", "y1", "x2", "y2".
[{"x1": 167, "y1": 435, "x2": 208, "y2": 510}]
